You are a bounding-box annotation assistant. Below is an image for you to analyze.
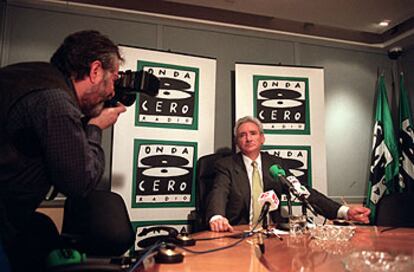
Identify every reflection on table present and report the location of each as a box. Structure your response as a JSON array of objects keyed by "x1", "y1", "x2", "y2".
[{"x1": 144, "y1": 225, "x2": 414, "y2": 272}]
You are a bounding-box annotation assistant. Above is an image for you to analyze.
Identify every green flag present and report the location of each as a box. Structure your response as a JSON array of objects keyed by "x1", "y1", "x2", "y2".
[
  {"x1": 398, "y1": 73, "x2": 414, "y2": 192},
  {"x1": 366, "y1": 75, "x2": 399, "y2": 223}
]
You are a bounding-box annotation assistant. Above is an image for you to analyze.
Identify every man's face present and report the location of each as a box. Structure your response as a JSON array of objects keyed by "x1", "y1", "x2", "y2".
[
  {"x1": 236, "y1": 121, "x2": 265, "y2": 158},
  {"x1": 81, "y1": 61, "x2": 119, "y2": 117}
]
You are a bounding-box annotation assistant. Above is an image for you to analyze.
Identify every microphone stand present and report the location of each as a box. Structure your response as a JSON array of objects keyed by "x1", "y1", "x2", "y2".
[
  {"x1": 301, "y1": 202, "x2": 307, "y2": 217},
  {"x1": 276, "y1": 192, "x2": 292, "y2": 231},
  {"x1": 287, "y1": 192, "x2": 293, "y2": 218},
  {"x1": 262, "y1": 212, "x2": 269, "y2": 230},
  {"x1": 293, "y1": 191, "x2": 320, "y2": 218}
]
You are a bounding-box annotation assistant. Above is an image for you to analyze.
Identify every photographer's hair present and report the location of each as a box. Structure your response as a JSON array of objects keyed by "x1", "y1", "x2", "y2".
[
  {"x1": 50, "y1": 30, "x2": 123, "y2": 80},
  {"x1": 233, "y1": 116, "x2": 264, "y2": 138}
]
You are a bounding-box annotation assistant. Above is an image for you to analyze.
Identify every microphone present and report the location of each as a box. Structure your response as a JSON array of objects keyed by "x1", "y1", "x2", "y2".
[
  {"x1": 269, "y1": 165, "x2": 310, "y2": 200},
  {"x1": 288, "y1": 176, "x2": 310, "y2": 199},
  {"x1": 269, "y1": 165, "x2": 318, "y2": 216},
  {"x1": 257, "y1": 190, "x2": 279, "y2": 226}
]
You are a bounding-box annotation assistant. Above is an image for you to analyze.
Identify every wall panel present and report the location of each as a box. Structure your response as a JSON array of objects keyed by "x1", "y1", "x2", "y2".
[{"x1": 2, "y1": 1, "x2": 409, "y2": 204}]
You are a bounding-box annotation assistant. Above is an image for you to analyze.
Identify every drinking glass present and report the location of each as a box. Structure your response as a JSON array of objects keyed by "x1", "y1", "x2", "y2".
[{"x1": 289, "y1": 215, "x2": 307, "y2": 236}]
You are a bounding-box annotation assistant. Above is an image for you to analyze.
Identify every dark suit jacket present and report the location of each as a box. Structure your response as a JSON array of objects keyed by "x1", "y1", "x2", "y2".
[{"x1": 205, "y1": 152, "x2": 341, "y2": 226}]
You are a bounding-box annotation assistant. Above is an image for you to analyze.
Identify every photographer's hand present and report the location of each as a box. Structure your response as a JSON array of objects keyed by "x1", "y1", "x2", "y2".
[{"x1": 89, "y1": 103, "x2": 126, "y2": 129}]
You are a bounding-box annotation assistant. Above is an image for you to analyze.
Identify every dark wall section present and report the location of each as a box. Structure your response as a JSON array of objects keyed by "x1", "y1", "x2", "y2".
[{"x1": 402, "y1": 47, "x2": 414, "y2": 115}]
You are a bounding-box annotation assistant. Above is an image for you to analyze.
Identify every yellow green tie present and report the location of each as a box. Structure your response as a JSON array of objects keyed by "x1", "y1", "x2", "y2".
[{"x1": 251, "y1": 161, "x2": 263, "y2": 225}]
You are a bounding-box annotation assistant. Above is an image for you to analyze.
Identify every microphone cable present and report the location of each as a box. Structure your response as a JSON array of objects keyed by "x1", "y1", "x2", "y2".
[
  {"x1": 128, "y1": 232, "x2": 257, "y2": 267},
  {"x1": 193, "y1": 231, "x2": 253, "y2": 241},
  {"x1": 126, "y1": 240, "x2": 163, "y2": 272},
  {"x1": 176, "y1": 232, "x2": 252, "y2": 255},
  {"x1": 179, "y1": 222, "x2": 266, "y2": 255},
  {"x1": 193, "y1": 205, "x2": 271, "y2": 243},
  {"x1": 127, "y1": 228, "x2": 269, "y2": 268}
]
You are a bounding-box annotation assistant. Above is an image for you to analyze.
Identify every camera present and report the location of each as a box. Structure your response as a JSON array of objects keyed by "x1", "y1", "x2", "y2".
[
  {"x1": 105, "y1": 70, "x2": 160, "y2": 107},
  {"x1": 387, "y1": 46, "x2": 403, "y2": 60}
]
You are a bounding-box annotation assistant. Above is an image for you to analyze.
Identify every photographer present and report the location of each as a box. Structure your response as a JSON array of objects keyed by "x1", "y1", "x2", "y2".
[{"x1": 0, "y1": 30, "x2": 126, "y2": 271}]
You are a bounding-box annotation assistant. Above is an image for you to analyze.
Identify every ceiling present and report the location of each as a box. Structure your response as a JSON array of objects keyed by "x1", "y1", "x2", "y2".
[
  {"x1": 167, "y1": 0, "x2": 414, "y2": 33},
  {"x1": 53, "y1": 0, "x2": 414, "y2": 49}
]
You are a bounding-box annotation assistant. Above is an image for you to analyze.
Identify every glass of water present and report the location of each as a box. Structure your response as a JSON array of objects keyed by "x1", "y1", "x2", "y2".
[{"x1": 289, "y1": 215, "x2": 307, "y2": 236}]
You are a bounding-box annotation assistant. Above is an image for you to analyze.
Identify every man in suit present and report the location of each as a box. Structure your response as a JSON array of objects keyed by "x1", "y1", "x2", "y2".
[{"x1": 206, "y1": 116, "x2": 370, "y2": 232}]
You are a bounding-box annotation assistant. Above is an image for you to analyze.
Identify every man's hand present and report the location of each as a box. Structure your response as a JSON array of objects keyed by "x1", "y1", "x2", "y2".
[
  {"x1": 347, "y1": 206, "x2": 371, "y2": 224},
  {"x1": 209, "y1": 217, "x2": 234, "y2": 232},
  {"x1": 89, "y1": 103, "x2": 126, "y2": 129}
]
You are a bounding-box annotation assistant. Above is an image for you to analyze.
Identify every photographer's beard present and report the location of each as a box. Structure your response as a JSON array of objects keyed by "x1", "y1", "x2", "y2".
[{"x1": 80, "y1": 72, "x2": 114, "y2": 117}]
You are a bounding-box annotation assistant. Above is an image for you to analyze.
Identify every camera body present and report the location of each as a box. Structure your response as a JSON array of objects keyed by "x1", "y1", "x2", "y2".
[{"x1": 105, "y1": 70, "x2": 160, "y2": 107}]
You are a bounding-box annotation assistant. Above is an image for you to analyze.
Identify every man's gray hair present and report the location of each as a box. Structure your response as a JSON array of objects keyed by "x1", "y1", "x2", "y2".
[{"x1": 233, "y1": 116, "x2": 264, "y2": 137}]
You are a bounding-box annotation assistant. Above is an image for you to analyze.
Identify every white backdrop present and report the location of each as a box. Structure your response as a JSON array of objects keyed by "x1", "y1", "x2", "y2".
[
  {"x1": 235, "y1": 63, "x2": 327, "y2": 197},
  {"x1": 111, "y1": 46, "x2": 216, "y2": 243}
]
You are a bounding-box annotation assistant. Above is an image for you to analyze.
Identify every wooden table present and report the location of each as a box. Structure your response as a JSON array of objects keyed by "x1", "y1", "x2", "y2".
[{"x1": 145, "y1": 226, "x2": 414, "y2": 272}]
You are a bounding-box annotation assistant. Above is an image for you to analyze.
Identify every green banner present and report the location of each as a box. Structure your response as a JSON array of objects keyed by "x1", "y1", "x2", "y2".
[
  {"x1": 398, "y1": 73, "x2": 414, "y2": 192},
  {"x1": 366, "y1": 75, "x2": 399, "y2": 223}
]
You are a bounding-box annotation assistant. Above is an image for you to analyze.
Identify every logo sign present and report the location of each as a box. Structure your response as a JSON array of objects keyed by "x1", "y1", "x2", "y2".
[
  {"x1": 369, "y1": 122, "x2": 391, "y2": 204},
  {"x1": 136, "y1": 61, "x2": 199, "y2": 130},
  {"x1": 132, "y1": 221, "x2": 189, "y2": 250},
  {"x1": 399, "y1": 118, "x2": 414, "y2": 189},
  {"x1": 263, "y1": 145, "x2": 311, "y2": 204},
  {"x1": 253, "y1": 76, "x2": 310, "y2": 134},
  {"x1": 132, "y1": 139, "x2": 197, "y2": 208}
]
